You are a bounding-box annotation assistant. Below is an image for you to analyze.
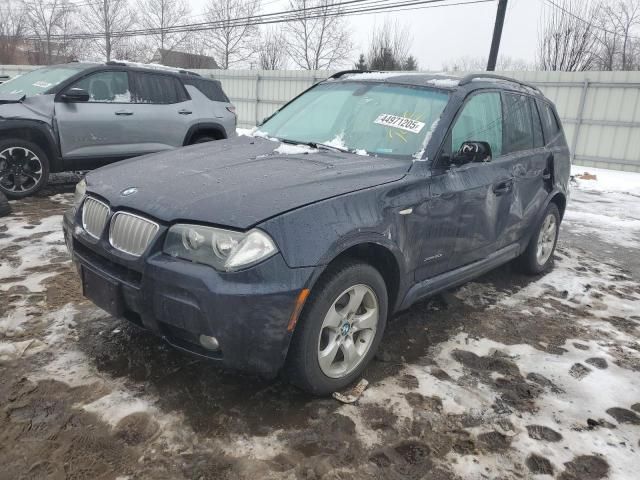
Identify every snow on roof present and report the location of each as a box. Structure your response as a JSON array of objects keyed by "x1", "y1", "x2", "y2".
[
  {"x1": 108, "y1": 59, "x2": 190, "y2": 74},
  {"x1": 340, "y1": 71, "x2": 460, "y2": 89}
]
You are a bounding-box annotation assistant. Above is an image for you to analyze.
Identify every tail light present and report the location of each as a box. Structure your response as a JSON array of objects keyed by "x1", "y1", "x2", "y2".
[{"x1": 226, "y1": 105, "x2": 236, "y2": 115}]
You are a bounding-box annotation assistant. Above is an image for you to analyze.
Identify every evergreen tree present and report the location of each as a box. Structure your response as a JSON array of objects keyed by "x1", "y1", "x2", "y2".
[
  {"x1": 354, "y1": 53, "x2": 367, "y2": 70},
  {"x1": 403, "y1": 55, "x2": 418, "y2": 71}
]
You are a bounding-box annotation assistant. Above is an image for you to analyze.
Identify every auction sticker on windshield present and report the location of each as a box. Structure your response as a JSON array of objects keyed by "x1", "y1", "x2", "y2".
[{"x1": 374, "y1": 114, "x2": 425, "y2": 134}]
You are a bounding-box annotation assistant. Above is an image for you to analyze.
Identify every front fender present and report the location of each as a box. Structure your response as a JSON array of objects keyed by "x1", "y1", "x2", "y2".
[
  {"x1": 259, "y1": 182, "x2": 412, "y2": 269},
  {"x1": 0, "y1": 118, "x2": 62, "y2": 172}
]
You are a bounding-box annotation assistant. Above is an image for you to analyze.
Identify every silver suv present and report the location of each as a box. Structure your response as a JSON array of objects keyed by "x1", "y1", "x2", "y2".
[{"x1": 0, "y1": 61, "x2": 237, "y2": 198}]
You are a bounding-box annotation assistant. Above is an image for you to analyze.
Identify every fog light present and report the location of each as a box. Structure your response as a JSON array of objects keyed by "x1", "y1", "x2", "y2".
[{"x1": 199, "y1": 334, "x2": 220, "y2": 351}]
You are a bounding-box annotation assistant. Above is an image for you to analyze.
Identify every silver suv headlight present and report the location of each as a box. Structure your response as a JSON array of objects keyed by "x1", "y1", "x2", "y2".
[{"x1": 163, "y1": 224, "x2": 278, "y2": 271}]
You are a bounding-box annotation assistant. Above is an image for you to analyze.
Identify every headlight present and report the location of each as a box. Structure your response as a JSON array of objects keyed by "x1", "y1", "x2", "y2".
[
  {"x1": 163, "y1": 224, "x2": 278, "y2": 271},
  {"x1": 73, "y1": 178, "x2": 86, "y2": 208}
]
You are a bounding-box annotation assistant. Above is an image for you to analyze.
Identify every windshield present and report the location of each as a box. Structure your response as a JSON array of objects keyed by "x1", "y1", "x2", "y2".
[
  {"x1": 258, "y1": 81, "x2": 449, "y2": 158},
  {"x1": 0, "y1": 66, "x2": 86, "y2": 97}
]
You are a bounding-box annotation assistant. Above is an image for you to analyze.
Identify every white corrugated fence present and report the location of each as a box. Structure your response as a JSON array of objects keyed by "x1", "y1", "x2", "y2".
[{"x1": 2, "y1": 65, "x2": 639, "y2": 172}]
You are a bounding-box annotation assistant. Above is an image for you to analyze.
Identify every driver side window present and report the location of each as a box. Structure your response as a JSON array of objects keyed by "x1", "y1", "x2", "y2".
[
  {"x1": 450, "y1": 92, "x2": 503, "y2": 157},
  {"x1": 70, "y1": 71, "x2": 131, "y2": 103}
]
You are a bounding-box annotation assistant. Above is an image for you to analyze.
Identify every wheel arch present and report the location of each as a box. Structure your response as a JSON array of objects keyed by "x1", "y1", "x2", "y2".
[
  {"x1": 305, "y1": 239, "x2": 406, "y2": 318},
  {"x1": 183, "y1": 122, "x2": 227, "y2": 145},
  {"x1": 0, "y1": 122, "x2": 62, "y2": 172},
  {"x1": 549, "y1": 190, "x2": 567, "y2": 220}
]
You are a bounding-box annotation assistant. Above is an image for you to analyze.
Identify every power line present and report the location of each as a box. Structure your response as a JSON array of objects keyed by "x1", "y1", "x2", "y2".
[
  {"x1": 543, "y1": 0, "x2": 640, "y2": 42},
  {"x1": 25, "y1": 0, "x2": 493, "y2": 40}
]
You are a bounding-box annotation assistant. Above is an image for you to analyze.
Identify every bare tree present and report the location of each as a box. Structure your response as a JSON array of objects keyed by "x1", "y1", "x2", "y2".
[
  {"x1": 136, "y1": 0, "x2": 190, "y2": 63},
  {"x1": 81, "y1": 0, "x2": 136, "y2": 61},
  {"x1": 537, "y1": 0, "x2": 601, "y2": 71},
  {"x1": 204, "y1": 0, "x2": 260, "y2": 69},
  {"x1": 23, "y1": 0, "x2": 76, "y2": 64},
  {"x1": 0, "y1": 2, "x2": 26, "y2": 64},
  {"x1": 259, "y1": 27, "x2": 287, "y2": 69},
  {"x1": 111, "y1": 36, "x2": 152, "y2": 62},
  {"x1": 442, "y1": 55, "x2": 534, "y2": 72},
  {"x1": 286, "y1": 0, "x2": 353, "y2": 70},
  {"x1": 365, "y1": 20, "x2": 412, "y2": 70},
  {"x1": 601, "y1": 0, "x2": 640, "y2": 70}
]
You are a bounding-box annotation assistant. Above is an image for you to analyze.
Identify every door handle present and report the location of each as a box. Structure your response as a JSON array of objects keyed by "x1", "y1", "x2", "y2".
[
  {"x1": 492, "y1": 179, "x2": 513, "y2": 195},
  {"x1": 178, "y1": 109, "x2": 193, "y2": 115},
  {"x1": 115, "y1": 110, "x2": 133, "y2": 116}
]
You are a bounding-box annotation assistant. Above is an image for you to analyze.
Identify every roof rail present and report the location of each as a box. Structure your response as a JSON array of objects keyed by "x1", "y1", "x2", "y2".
[
  {"x1": 105, "y1": 60, "x2": 127, "y2": 66},
  {"x1": 459, "y1": 73, "x2": 541, "y2": 93},
  {"x1": 178, "y1": 70, "x2": 201, "y2": 77},
  {"x1": 329, "y1": 69, "x2": 375, "y2": 79}
]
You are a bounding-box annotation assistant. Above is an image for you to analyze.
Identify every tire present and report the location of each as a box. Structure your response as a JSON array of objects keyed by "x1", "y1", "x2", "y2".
[
  {"x1": 0, "y1": 139, "x2": 50, "y2": 199},
  {"x1": 192, "y1": 136, "x2": 217, "y2": 144},
  {"x1": 517, "y1": 202, "x2": 560, "y2": 275},
  {"x1": 286, "y1": 260, "x2": 388, "y2": 395},
  {"x1": 0, "y1": 191, "x2": 10, "y2": 217}
]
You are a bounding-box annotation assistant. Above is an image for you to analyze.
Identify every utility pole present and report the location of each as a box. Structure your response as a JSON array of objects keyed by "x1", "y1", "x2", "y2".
[{"x1": 487, "y1": 0, "x2": 508, "y2": 71}]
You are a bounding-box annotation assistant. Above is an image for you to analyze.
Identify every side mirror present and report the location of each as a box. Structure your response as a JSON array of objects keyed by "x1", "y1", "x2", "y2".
[
  {"x1": 452, "y1": 141, "x2": 492, "y2": 166},
  {"x1": 60, "y1": 87, "x2": 90, "y2": 102}
]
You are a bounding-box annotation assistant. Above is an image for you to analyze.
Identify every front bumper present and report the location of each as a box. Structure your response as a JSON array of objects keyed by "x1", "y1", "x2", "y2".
[{"x1": 63, "y1": 207, "x2": 314, "y2": 377}]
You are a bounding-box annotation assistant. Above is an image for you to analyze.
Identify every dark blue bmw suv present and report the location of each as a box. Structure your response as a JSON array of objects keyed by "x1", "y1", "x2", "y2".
[{"x1": 63, "y1": 71, "x2": 570, "y2": 395}]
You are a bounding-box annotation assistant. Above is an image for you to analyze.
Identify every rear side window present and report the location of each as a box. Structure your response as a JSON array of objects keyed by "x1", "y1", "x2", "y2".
[
  {"x1": 530, "y1": 97, "x2": 545, "y2": 148},
  {"x1": 451, "y1": 91, "x2": 503, "y2": 157},
  {"x1": 132, "y1": 72, "x2": 188, "y2": 104},
  {"x1": 502, "y1": 93, "x2": 534, "y2": 154},
  {"x1": 182, "y1": 77, "x2": 229, "y2": 102},
  {"x1": 539, "y1": 100, "x2": 562, "y2": 140}
]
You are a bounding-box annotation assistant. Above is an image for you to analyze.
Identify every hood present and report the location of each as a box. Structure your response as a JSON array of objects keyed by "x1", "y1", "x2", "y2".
[
  {"x1": 0, "y1": 94, "x2": 54, "y2": 122},
  {"x1": 0, "y1": 92, "x2": 25, "y2": 104},
  {"x1": 86, "y1": 136, "x2": 409, "y2": 229}
]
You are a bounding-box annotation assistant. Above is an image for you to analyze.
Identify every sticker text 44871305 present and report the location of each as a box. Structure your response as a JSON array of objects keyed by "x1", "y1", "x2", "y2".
[{"x1": 374, "y1": 114, "x2": 426, "y2": 134}]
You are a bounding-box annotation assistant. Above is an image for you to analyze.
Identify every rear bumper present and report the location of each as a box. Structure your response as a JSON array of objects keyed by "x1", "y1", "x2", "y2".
[{"x1": 63, "y1": 210, "x2": 314, "y2": 377}]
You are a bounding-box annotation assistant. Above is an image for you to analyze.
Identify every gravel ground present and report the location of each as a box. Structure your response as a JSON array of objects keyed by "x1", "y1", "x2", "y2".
[{"x1": 0, "y1": 173, "x2": 639, "y2": 480}]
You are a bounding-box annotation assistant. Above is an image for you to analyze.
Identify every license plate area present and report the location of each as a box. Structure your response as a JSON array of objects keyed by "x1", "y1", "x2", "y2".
[{"x1": 81, "y1": 266, "x2": 124, "y2": 316}]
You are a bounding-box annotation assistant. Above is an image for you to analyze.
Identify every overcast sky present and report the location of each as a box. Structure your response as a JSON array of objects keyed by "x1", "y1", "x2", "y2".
[{"x1": 187, "y1": 0, "x2": 544, "y2": 69}]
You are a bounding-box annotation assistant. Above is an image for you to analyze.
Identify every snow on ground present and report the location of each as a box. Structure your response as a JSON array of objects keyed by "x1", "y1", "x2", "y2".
[
  {"x1": 564, "y1": 165, "x2": 640, "y2": 251},
  {"x1": 571, "y1": 164, "x2": 640, "y2": 195}
]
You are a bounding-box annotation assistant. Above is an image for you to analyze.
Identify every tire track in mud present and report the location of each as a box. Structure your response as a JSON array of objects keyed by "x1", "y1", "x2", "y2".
[{"x1": 1, "y1": 188, "x2": 640, "y2": 479}]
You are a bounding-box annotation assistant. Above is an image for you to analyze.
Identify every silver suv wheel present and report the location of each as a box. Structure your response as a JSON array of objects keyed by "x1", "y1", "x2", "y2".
[
  {"x1": 536, "y1": 212, "x2": 557, "y2": 265},
  {"x1": 318, "y1": 284, "x2": 379, "y2": 379},
  {"x1": 0, "y1": 147, "x2": 44, "y2": 194}
]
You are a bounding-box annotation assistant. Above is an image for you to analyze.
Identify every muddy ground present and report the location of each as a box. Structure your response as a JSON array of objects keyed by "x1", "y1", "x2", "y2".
[{"x1": 0, "y1": 176, "x2": 639, "y2": 480}]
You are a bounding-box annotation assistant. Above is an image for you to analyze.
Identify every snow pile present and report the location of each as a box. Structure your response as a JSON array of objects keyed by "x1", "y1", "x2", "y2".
[
  {"x1": 274, "y1": 143, "x2": 317, "y2": 155},
  {"x1": 82, "y1": 389, "x2": 159, "y2": 427},
  {"x1": 236, "y1": 128, "x2": 255, "y2": 137}
]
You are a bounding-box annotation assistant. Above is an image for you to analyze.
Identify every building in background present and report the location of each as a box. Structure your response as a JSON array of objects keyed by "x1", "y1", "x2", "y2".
[{"x1": 151, "y1": 49, "x2": 219, "y2": 69}]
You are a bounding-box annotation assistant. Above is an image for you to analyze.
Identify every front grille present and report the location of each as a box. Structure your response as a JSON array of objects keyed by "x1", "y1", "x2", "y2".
[
  {"x1": 109, "y1": 212, "x2": 159, "y2": 256},
  {"x1": 82, "y1": 197, "x2": 110, "y2": 239}
]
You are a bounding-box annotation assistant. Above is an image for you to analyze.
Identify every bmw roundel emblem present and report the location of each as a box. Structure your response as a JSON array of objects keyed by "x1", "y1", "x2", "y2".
[{"x1": 121, "y1": 187, "x2": 138, "y2": 196}]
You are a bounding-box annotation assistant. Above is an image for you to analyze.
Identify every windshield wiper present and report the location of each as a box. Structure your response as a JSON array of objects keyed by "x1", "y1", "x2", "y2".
[{"x1": 279, "y1": 138, "x2": 351, "y2": 153}]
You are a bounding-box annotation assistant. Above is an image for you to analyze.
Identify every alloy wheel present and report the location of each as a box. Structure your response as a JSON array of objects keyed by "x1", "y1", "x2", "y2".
[
  {"x1": 317, "y1": 284, "x2": 379, "y2": 379},
  {"x1": 0, "y1": 147, "x2": 44, "y2": 194},
  {"x1": 536, "y1": 212, "x2": 557, "y2": 265}
]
